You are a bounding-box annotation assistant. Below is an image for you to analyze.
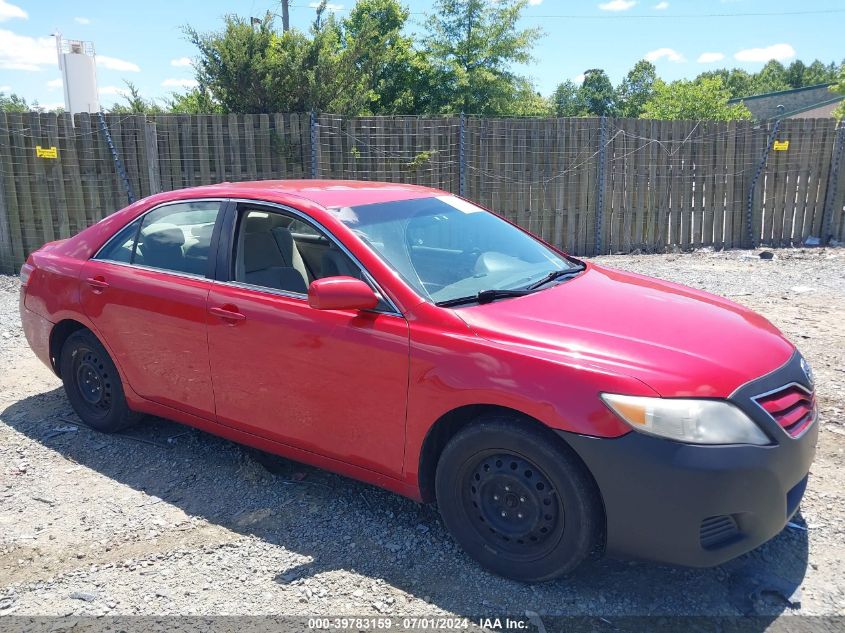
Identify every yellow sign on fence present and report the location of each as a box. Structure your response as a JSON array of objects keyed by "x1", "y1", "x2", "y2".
[
  {"x1": 772, "y1": 140, "x2": 790, "y2": 151},
  {"x1": 35, "y1": 145, "x2": 58, "y2": 159}
]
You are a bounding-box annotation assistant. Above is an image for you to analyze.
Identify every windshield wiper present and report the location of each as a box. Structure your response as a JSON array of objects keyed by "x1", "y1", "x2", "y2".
[
  {"x1": 435, "y1": 288, "x2": 532, "y2": 308},
  {"x1": 525, "y1": 264, "x2": 586, "y2": 290}
]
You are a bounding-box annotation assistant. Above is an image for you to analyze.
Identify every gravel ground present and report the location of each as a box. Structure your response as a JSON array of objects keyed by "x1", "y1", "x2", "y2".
[{"x1": 1, "y1": 248, "x2": 844, "y2": 620}]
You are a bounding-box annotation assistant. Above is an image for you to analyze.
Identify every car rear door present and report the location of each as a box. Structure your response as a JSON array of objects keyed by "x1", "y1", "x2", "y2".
[
  {"x1": 205, "y1": 202, "x2": 410, "y2": 478},
  {"x1": 80, "y1": 199, "x2": 226, "y2": 420}
]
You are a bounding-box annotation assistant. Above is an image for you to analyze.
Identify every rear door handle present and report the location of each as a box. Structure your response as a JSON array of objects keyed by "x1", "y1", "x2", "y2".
[
  {"x1": 209, "y1": 306, "x2": 246, "y2": 323},
  {"x1": 86, "y1": 276, "x2": 109, "y2": 292}
]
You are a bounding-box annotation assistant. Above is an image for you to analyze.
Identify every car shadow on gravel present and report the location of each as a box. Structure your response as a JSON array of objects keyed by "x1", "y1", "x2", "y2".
[{"x1": 1, "y1": 387, "x2": 809, "y2": 621}]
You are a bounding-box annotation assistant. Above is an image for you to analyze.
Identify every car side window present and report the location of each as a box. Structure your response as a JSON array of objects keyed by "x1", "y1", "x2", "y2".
[
  {"x1": 95, "y1": 217, "x2": 143, "y2": 263},
  {"x1": 233, "y1": 207, "x2": 368, "y2": 296}
]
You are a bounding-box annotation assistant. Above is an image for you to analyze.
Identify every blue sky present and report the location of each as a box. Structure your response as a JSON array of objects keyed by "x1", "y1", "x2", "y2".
[{"x1": 0, "y1": 0, "x2": 843, "y2": 110}]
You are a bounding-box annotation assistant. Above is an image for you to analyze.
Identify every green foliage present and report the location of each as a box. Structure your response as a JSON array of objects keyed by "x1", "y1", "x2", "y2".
[
  {"x1": 579, "y1": 69, "x2": 616, "y2": 117},
  {"x1": 615, "y1": 60, "x2": 656, "y2": 118},
  {"x1": 0, "y1": 92, "x2": 31, "y2": 112},
  {"x1": 423, "y1": 0, "x2": 542, "y2": 115},
  {"x1": 185, "y1": 2, "x2": 434, "y2": 115},
  {"x1": 695, "y1": 58, "x2": 842, "y2": 99},
  {"x1": 752, "y1": 60, "x2": 790, "y2": 94},
  {"x1": 832, "y1": 66, "x2": 845, "y2": 120},
  {"x1": 552, "y1": 80, "x2": 582, "y2": 117},
  {"x1": 109, "y1": 81, "x2": 166, "y2": 114},
  {"x1": 553, "y1": 62, "x2": 652, "y2": 118},
  {"x1": 166, "y1": 85, "x2": 223, "y2": 114},
  {"x1": 640, "y1": 76, "x2": 753, "y2": 121}
]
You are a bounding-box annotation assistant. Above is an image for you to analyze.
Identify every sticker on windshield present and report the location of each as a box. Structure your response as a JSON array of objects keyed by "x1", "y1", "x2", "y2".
[{"x1": 438, "y1": 195, "x2": 483, "y2": 214}]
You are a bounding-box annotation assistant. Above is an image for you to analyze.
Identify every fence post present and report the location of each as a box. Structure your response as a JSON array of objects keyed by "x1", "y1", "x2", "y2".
[
  {"x1": 143, "y1": 120, "x2": 161, "y2": 195},
  {"x1": 310, "y1": 110, "x2": 319, "y2": 179},
  {"x1": 96, "y1": 111, "x2": 135, "y2": 205},
  {"x1": 745, "y1": 118, "x2": 781, "y2": 249},
  {"x1": 821, "y1": 122, "x2": 845, "y2": 245},
  {"x1": 0, "y1": 163, "x2": 11, "y2": 274},
  {"x1": 594, "y1": 115, "x2": 608, "y2": 256},
  {"x1": 459, "y1": 112, "x2": 466, "y2": 197}
]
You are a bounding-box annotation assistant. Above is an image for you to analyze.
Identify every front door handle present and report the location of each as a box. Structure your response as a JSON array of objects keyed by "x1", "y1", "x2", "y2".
[
  {"x1": 209, "y1": 305, "x2": 246, "y2": 323},
  {"x1": 86, "y1": 276, "x2": 109, "y2": 293}
]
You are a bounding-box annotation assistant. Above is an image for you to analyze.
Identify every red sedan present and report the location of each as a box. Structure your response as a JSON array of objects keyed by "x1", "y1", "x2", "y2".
[{"x1": 19, "y1": 181, "x2": 817, "y2": 581}]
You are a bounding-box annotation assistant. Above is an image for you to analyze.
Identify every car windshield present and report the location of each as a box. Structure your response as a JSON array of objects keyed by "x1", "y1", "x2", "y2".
[{"x1": 334, "y1": 195, "x2": 579, "y2": 305}]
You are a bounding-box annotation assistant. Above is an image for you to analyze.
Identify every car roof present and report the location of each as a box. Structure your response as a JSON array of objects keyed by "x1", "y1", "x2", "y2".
[{"x1": 165, "y1": 180, "x2": 444, "y2": 208}]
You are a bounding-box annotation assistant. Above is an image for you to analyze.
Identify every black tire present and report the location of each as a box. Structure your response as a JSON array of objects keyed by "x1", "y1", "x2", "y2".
[
  {"x1": 435, "y1": 414, "x2": 602, "y2": 582},
  {"x1": 59, "y1": 329, "x2": 140, "y2": 433}
]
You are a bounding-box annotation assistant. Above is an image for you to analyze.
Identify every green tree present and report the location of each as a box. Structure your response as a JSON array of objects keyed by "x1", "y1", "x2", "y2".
[
  {"x1": 616, "y1": 60, "x2": 657, "y2": 118},
  {"x1": 784, "y1": 60, "x2": 806, "y2": 89},
  {"x1": 804, "y1": 59, "x2": 838, "y2": 85},
  {"x1": 752, "y1": 60, "x2": 790, "y2": 94},
  {"x1": 641, "y1": 76, "x2": 752, "y2": 121},
  {"x1": 108, "y1": 81, "x2": 165, "y2": 114},
  {"x1": 166, "y1": 85, "x2": 222, "y2": 114},
  {"x1": 341, "y1": 0, "x2": 426, "y2": 114},
  {"x1": 186, "y1": 1, "x2": 428, "y2": 115},
  {"x1": 579, "y1": 68, "x2": 616, "y2": 116},
  {"x1": 552, "y1": 80, "x2": 583, "y2": 116},
  {"x1": 832, "y1": 65, "x2": 845, "y2": 120},
  {"x1": 187, "y1": 13, "x2": 293, "y2": 113},
  {"x1": 424, "y1": 0, "x2": 543, "y2": 114},
  {"x1": 0, "y1": 92, "x2": 30, "y2": 112}
]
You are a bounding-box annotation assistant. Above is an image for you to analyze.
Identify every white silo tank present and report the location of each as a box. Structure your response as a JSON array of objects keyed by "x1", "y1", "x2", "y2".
[{"x1": 57, "y1": 36, "x2": 100, "y2": 117}]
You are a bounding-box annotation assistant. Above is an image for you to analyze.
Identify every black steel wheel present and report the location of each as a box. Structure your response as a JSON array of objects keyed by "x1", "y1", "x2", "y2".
[
  {"x1": 60, "y1": 329, "x2": 140, "y2": 433},
  {"x1": 435, "y1": 414, "x2": 601, "y2": 582},
  {"x1": 72, "y1": 346, "x2": 114, "y2": 418},
  {"x1": 466, "y1": 452, "x2": 564, "y2": 560}
]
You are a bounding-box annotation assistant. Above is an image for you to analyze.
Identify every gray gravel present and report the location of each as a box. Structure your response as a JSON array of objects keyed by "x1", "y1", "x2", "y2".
[{"x1": 1, "y1": 247, "x2": 844, "y2": 619}]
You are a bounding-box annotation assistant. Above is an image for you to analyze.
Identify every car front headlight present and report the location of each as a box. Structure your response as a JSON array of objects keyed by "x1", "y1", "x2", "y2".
[{"x1": 601, "y1": 393, "x2": 770, "y2": 446}]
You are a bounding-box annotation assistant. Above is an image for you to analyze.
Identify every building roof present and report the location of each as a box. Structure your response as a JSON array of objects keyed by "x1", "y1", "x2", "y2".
[{"x1": 730, "y1": 83, "x2": 843, "y2": 120}]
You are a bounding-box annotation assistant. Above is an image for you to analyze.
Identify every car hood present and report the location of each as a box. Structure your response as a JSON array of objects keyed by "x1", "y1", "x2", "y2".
[{"x1": 454, "y1": 263, "x2": 794, "y2": 398}]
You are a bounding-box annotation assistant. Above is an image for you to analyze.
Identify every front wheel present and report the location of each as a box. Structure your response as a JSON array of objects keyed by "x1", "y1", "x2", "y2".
[
  {"x1": 60, "y1": 329, "x2": 140, "y2": 433},
  {"x1": 435, "y1": 415, "x2": 602, "y2": 582}
]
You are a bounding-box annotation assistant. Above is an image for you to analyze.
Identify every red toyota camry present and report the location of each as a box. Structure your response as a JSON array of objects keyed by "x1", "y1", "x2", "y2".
[{"x1": 19, "y1": 181, "x2": 817, "y2": 581}]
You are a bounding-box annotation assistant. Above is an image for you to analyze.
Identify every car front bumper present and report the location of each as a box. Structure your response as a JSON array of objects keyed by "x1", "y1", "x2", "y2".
[{"x1": 560, "y1": 351, "x2": 818, "y2": 567}]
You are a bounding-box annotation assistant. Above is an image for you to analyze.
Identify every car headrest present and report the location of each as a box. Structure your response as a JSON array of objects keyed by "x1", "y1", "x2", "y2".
[
  {"x1": 244, "y1": 214, "x2": 271, "y2": 233},
  {"x1": 143, "y1": 227, "x2": 185, "y2": 249}
]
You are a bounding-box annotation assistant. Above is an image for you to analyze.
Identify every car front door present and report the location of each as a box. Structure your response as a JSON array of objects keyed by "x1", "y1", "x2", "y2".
[
  {"x1": 205, "y1": 203, "x2": 410, "y2": 478},
  {"x1": 80, "y1": 199, "x2": 225, "y2": 420}
]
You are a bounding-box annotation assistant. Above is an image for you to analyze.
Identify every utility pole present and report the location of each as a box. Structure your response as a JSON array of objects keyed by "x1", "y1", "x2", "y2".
[{"x1": 281, "y1": 0, "x2": 290, "y2": 32}]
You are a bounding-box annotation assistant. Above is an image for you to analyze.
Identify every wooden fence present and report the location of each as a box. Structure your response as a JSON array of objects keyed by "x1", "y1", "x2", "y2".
[{"x1": 1, "y1": 112, "x2": 843, "y2": 273}]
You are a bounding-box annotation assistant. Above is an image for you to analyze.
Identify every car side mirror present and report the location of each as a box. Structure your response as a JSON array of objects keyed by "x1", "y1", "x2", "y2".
[{"x1": 307, "y1": 277, "x2": 379, "y2": 311}]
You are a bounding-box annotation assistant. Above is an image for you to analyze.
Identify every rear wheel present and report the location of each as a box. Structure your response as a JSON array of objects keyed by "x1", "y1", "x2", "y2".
[
  {"x1": 59, "y1": 329, "x2": 140, "y2": 433},
  {"x1": 435, "y1": 414, "x2": 601, "y2": 582}
]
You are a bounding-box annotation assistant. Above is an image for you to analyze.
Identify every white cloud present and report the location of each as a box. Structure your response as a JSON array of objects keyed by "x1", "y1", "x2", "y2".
[
  {"x1": 734, "y1": 43, "x2": 796, "y2": 63},
  {"x1": 598, "y1": 0, "x2": 637, "y2": 11},
  {"x1": 0, "y1": 84, "x2": 11, "y2": 92},
  {"x1": 308, "y1": 1, "x2": 343, "y2": 11},
  {"x1": 74, "y1": 16, "x2": 90, "y2": 25},
  {"x1": 645, "y1": 47, "x2": 685, "y2": 63},
  {"x1": 653, "y1": 1, "x2": 669, "y2": 8},
  {"x1": 162, "y1": 78, "x2": 198, "y2": 88},
  {"x1": 97, "y1": 55, "x2": 140, "y2": 72},
  {"x1": 574, "y1": 73, "x2": 586, "y2": 84},
  {"x1": 46, "y1": 77, "x2": 63, "y2": 89},
  {"x1": 0, "y1": 0, "x2": 27, "y2": 22},
  {"x1": 528, "y1": 0, "x2": 543, "y2": 5},
  {"x1": 697, "y1": 52, "x2": 725, "y2": 63},
  {"x1": 170, "y1": 56, "x2": 192, "y2": 67},
  {"x1": 0, "y1": 29, "x2": 55, "y2": 70}
]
